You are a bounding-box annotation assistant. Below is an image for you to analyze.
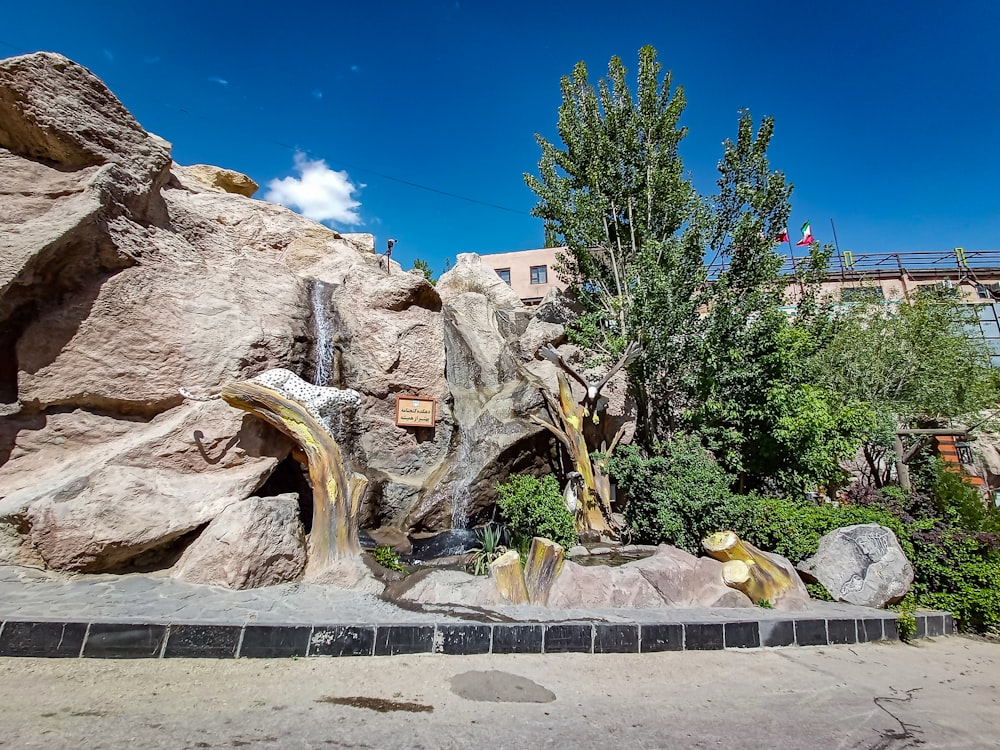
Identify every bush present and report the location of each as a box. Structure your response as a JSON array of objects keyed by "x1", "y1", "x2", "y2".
[
  {"x1": 610, "y1": 438, "x2": 736, "y2": 553},
  {"x1": 722, "y1": 493, "x2": 911, "y2": 565},
  {"x1": 730, "y1": 470, "x2": 1000, "y2": 635},
  {"x1": 372, "y1": 545, "x2": 406, "y2": 573},
  {"x1": 495, "y1": 474, "x2": 577, "y2": 550}
]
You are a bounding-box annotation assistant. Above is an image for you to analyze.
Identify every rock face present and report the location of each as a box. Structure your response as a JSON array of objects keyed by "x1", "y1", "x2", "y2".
[
  {"x1": 0, "y1": 52, "x2": 614, "y2": 575},
  {"x1": 797, "y1": 524, "x2": 913, "y2": 608},
  {"x1": 393, "y1": 545, "x2": 754, "y2": 610},
  {"x1": 549, "y1": 546, "x2": 754, "y2": 609},
  {"x1": 178, "y1": 164, "x2": 259, "y2": 197},
  {"x1": 172, "y1": 493, "x2": 306, "y2": 588}
]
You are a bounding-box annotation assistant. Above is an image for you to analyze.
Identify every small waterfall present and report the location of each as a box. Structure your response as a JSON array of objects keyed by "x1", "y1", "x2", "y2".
[
  {"x1": 450, "y1": 437, "x2": 472, "y2": 530},
  {"x1": 310, "y1": 279, "x2": 333, "y2": 386},
  {"x1": 451, "y1": 481, "x2": 470, "y2": 530}
]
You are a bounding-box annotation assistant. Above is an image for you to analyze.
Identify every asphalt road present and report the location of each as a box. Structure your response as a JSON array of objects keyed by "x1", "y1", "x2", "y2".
[{"x1": 0, "y1": 637, "x2": 996, "y2": 750}]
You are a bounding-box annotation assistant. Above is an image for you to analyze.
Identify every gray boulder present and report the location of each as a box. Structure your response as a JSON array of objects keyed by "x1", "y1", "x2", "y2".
[{"x1": 797, "y1": 524, "x2": 913, "y2": 608}]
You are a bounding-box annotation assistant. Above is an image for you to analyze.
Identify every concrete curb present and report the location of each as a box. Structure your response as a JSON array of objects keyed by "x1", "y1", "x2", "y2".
[{"x1": 0, "y1": 612, "x2": 953, "y2": 658}]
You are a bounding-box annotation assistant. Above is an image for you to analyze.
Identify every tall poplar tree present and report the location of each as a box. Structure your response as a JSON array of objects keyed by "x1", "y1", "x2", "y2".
[{"x1": 524, "y1": 45, "x2": 705, "y2": 442}]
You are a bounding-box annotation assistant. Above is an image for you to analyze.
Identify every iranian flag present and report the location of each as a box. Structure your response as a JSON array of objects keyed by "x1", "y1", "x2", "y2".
[
  {"x1": 796, "y1": 221, "x2": 814, "y2": 246},
  {"x1": 775, "y1": 227, "x2": 789, "y2": 244}
]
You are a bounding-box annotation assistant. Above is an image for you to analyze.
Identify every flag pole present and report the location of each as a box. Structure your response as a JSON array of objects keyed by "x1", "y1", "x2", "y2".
[{"x1": 830, "y1": 218, "x2": 842, "y2": 254}]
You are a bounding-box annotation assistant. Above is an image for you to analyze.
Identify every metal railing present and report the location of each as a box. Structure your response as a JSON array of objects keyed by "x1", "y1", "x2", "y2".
[{"x1": 706, "y1": 249, "x2": 1000, "y2": 281}]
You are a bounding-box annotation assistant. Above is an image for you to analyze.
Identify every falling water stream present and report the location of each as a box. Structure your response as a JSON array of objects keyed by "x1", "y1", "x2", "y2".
[{"x1": 310, "y1": 279, "x2": 332, "y2": 387}]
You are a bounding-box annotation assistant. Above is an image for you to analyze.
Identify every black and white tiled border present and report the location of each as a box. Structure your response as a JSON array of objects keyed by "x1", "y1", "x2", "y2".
[{"x1": 0, "y1": 613, "x2": 954, "y2": 658}]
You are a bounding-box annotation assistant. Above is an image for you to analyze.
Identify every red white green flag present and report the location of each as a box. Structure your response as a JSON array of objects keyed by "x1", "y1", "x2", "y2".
[
  {"x1": 796, "y1": 221, "x2": 814, "y2": 246},
  {"x1": 775, "y1": 227, "x2": 789, "y2": 244}
]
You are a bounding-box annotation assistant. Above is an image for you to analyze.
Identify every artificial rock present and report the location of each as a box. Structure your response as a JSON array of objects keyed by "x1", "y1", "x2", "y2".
[
  {"x1": 797, "y1": 524, "x2": 913, "y2": 608},
  {"x1": 0, "y1": 51, "x2": 597, "y2": 574},
  {"x1": 172, "y1": 493, "x2": 306, "y2": 589}
]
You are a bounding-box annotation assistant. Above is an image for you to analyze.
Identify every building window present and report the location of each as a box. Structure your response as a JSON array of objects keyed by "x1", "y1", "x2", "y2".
[
  {"x1": 530, "y1": 265, "x2": 548, "y2": 285},
  {"x1": 496, "y1": 268, "x2": 511, "y2": 285},
  {"x1": 841, "y1": 286, "x2": 884, "y2": 302}
]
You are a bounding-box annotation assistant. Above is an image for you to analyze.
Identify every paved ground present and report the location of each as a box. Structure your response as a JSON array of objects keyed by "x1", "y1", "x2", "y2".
[{"x1": 1, "y1": 637, "x2": 996, "y2": 749}]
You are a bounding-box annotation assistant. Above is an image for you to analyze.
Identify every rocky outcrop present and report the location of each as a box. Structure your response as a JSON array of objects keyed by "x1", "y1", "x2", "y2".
[
  {"x1": 798, "y1": 524, "x2": 913, "y2": 608},
  {"x1": 172, "y1": 493, "x2": 306, "y2": 588},
  {"x1": 0, "y1": 52, "x2": 603, "y2": 575},
  {"x1": 177, "y1": 164, "x2": 259, "y2": 197}
]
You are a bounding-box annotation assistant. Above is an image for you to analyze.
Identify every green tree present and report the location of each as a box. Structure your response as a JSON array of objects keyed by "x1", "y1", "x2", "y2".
[
  {"x1": 694, "y1": 112, "x2": 800, "y2": 488},
  {"x1": 411, "y1": 258, "x2": 434, "y2": 283},
  {"x1": 817, "y1": 286, "x2": 997, "y2": 485},
  {"x1": 524, "y1": 45, "x2": 705, "y2": 443}
]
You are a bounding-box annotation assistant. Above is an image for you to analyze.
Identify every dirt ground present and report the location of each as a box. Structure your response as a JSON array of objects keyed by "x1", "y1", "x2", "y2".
[{"x1": 0, "y1": 636, "x2": 996, "y2": 749}]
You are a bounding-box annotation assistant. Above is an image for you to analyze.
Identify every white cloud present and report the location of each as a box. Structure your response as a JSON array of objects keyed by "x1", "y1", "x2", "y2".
[
  {"x1": 208, "y1": 76, "x2": 228, "y2": 85},
  {"x1": 350, "y1": 64, "x2": 360, "y2": 73},
  {"x1": 102, "y1": 48, "x2": 114, "y2": 62},
  {"x1": 265, "y1": 152, "x2": 362, "y2": 226},
  {"x1": 311, "y1": 88, "x2": 323, "y2": 100}
]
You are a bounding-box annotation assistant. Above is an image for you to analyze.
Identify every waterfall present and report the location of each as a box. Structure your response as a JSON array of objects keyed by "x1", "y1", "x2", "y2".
[
  {"x1": 310, "y1": 279, "x2": 332, "y2": 387},
  {"x1": 451, "y1": 481, "x2": 470, "y2": 530},
  {"x1": 450, "y1": 437, "x2": 472, "y2": 530}
]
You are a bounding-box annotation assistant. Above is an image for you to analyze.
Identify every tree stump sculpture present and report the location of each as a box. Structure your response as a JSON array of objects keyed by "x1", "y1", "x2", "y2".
[
  {"x1": 702, "y1": 530, "x2": 807, "y2": 607},
  {"x1": 488, "y1": 537, "x2": 565, "y2": 605},
  {"x1": 531, "y1": 343, "x2": 640, "y2": 538},
  {"x1": 186, "y1": 368, "x2": 367, "y2": 578}
]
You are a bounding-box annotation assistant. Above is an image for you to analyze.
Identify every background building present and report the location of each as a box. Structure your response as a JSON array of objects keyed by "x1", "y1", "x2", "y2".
[{"x1": 479, "y1": 247, "x2": 567, "y2": 304}]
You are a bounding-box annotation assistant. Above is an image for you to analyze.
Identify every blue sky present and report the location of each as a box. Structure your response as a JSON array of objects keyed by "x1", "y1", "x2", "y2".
[{"x1": 3, "y1": 1, "x2": 998, "y2": 274}]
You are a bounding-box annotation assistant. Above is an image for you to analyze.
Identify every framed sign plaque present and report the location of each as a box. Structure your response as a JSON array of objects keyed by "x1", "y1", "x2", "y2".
[{"x1": 394, "y1": 395, "x2": 437, "y2": 427}]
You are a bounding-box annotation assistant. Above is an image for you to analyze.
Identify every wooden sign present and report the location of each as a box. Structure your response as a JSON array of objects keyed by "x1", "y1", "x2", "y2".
[{"x1": 394, "y1": 395, "x2": 436, "y2": 427}]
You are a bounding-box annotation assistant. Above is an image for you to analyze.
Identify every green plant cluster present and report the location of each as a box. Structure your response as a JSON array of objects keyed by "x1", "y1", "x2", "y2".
[
  {"x1": 467, "y1": 523, "x2": 507, "y2": 576},
  {"x1": 495, "y1": 474, "x2": 577, "y2": 551},
  {"x1": 372, "y1": 545, "x2": 406, "y2": 573},
  {"x1": 610, "y1": 439, "x2": 735, "y2": 553}
]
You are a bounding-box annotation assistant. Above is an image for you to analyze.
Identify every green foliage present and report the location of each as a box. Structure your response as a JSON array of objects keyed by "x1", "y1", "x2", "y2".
[
  {"x1": 901, "y1": 458, "x2": 1000, "y2": 633},
  {"x1": 468, "y1": 523, "x2": 507, "y2": 576},
  {"x1": 725, "y1": 473, "x2": 1000, "y2": 635},
  {"x1": 372, "y1": 545, "x2": 406, "y2": 573},
  {"x1": 722, "y1": 494, "x2": 911, "y2": 565},
  {"x1": 816, "y1": 287, "x2": 997, "y2": 486},
  {"x1": 756, "y1": 598, "x2": 774, "y2": 609},
  {"x1": 524, "y1": 46, "x2": 706, "y2": 442},
  {"x1": 411, "y1": 258, "x2": 434, "y2": 284},
  {"x1": 495, "y1": 474, "x2": 577, "y2": 550},
  {"x1": 610, "y1": 439, "x2": 735, "y2": 553},
  {"x1": 893, "y1": 596, "x2": 917, "y2": 641}
]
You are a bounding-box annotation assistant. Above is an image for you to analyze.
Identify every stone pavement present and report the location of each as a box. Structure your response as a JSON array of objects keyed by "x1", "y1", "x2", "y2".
[{"x1": 0, "y1": 564, "x2": 953, "y2": 658}]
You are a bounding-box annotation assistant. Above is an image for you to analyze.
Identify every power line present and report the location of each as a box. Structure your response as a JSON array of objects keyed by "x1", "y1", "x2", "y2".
[{"x1": 0, "y1": 39, "x2": 535, "y2": 218}]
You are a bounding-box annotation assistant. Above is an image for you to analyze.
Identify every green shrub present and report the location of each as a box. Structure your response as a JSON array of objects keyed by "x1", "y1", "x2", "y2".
[
  {"x1": 372, "y1": 545, "x2": 406, "y2": 573},
  {"x1": 722, "y1": 493, "x2": 912, "y2": 565},
  {"x1": 730, "y1": 471, "x2": 1000, "y2": 635},
  {"x1": 610, "y1": 438, "x2": 737, "y2": 553},
  {"x1": 495, "y1": 474, "x2": 577, "y2": 550}
]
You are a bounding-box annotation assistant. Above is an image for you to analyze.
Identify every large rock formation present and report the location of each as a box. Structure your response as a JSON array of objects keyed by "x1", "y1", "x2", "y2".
[{"x1": 0, "y1": 52, "x2": 614, "y2": 574}]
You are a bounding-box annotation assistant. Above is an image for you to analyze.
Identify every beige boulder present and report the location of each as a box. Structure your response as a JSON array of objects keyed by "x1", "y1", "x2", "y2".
[
  {"x1": 436, "y1": 252, "x2": 524, "y2": 309},
  {"x1": 0, "y1": 400, "x2": 289, "y2": 571},
  {"x1": 172, "y1": 493, "x2": 306, "y2": 588},
  {"x1": 178, "y1": 164, "x2": 259, "y2": 197},
  {"x1": 628, "y1": 545, "x2": 755, "y2": 608}
]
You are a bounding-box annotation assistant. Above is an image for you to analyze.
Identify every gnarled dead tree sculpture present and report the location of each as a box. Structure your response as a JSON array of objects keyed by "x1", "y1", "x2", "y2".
[
  {"x1": 185, "y1": 368, "x2": 367, "y2": 577},
  {"x1": 702, "y1": 530, "x2": 806, "y2": 607},
  {"x1": 532, "y1": 343, "x2": 640, "y2": 538}
]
